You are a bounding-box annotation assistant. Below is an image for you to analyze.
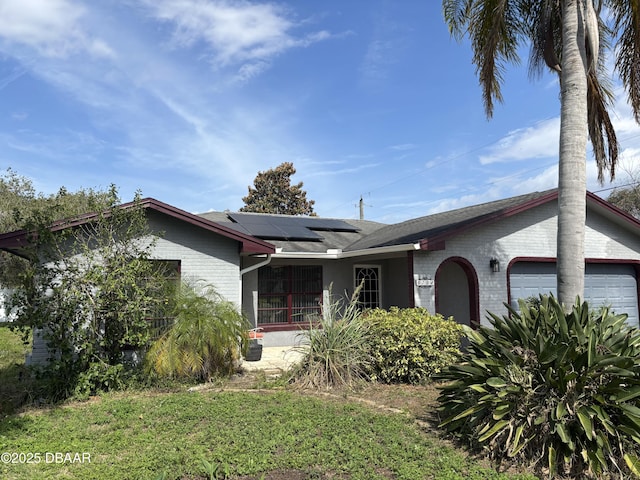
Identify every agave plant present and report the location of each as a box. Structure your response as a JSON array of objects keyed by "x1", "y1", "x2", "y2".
[
  {"x1": 437, "y1": 294, "x2": 640, "y2": 478},
  {"x1": 291, "y1": 283, "x2": 372, "y2": 390}
]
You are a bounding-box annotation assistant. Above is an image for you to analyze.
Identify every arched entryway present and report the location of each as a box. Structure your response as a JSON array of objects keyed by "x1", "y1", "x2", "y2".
[{"x1": 435, "y1": 257, "x2": 480, "y2": 328}]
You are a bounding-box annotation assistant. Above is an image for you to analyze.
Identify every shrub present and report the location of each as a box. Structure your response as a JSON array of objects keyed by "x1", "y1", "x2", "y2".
[
  {"x1": 145, "y1": 283, "x2": 249, "y2": 381},
  {"x1": 291, "y1": 286, "x2": 372, "y2": 390},
  {"x1": 8, "y1": 189, "x2": 171, "y2": 401},
  {"x1": 437, "y1": 294, "x2": 640, "y2": 479},
  {"x1": 364, "y1": 307, "x2": 463, "y2": 384},
  {"x1": 74, "y1": 362, "x2": 128, "y2": 399}
]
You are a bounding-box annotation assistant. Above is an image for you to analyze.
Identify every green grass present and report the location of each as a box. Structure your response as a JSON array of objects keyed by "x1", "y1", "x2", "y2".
[
  {"x1": 0, "y1": 324, "x2": 32, "y2": 415},
  {"x1": 0, "y1": 390, "x2": 537, "y2": 480},
  {"x1": 0, "y1": 328, "x2": 538, "y2": 480}
]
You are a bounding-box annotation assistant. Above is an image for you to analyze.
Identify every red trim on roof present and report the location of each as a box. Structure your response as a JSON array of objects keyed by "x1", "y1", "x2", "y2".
[
  {"x1": 586, "y1": 191, "x2": 640, "y2": 228},
  {"x1": 0, "y1": 198, "x2": 275, "y2": 256},
  {"x1": 138, "y1": 198, "x2": 274, "y2": 254},
  {"x1": 418, "y1": 191, "x2": 558, "y2": 251},
  {"x1": 419, "y1": 239, "x2": 446, "y2": 251}
]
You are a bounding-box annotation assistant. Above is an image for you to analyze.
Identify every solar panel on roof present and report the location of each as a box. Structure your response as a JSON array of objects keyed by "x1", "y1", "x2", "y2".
[
  {"x1": 227, "y1": 213, "x2": 357, "y2": 240},
  {"x1": 281, "y1": 226, "x2": 324, "y2": 240},
  {"x1": 240, "y1": 224, "x2": 286, "y2": 238},
  {"x1": 217, "y1": 222, "x2": 252, "y2": 236},
  {"x1": 228, "y1": 214, "x2": 279, "y2": 225},
  {"x1": 308, "y1": 218, "x2": 358, "y2": 232},
  {"x1": 234, "y1": 223, "x2": 322, "y2": 240}
]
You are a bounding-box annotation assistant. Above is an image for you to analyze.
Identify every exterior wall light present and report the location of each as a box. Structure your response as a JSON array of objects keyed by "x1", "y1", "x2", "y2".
[{"x1": 490, "y1": 258, "x2": 500, "y2": 273}]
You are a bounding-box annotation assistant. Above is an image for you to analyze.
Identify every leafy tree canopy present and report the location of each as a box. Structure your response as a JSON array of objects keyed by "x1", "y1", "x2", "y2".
[
  {"x1": 9, "y1": 187, "x2": 170, "y2": 400},
  {"x1": 0, "y1": 168, "x2": 111, "y2": 286},
  {"x1": 241, "y1": 162, "x2": 315, "y2": 215},
  {"x1": 608, "y1": 185, "x2": 640, "y2": 219}
]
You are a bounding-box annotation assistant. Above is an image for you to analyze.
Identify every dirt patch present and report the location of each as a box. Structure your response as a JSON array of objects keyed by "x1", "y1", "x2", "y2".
[
  {"x1": 351, "y1": 382, "x2": 440, "y2": 416},
  {"x1": 223, "y1": 370, "x2": 442, "y2": 417},
  {"x1": 234, "y1": 468, "x2": 355, "y2": 479}
]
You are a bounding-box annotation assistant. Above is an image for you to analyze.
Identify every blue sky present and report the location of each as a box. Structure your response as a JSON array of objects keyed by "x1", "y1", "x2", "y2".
[{"x1": 1, "y1": 0, "x2": 639, "y2": 223}]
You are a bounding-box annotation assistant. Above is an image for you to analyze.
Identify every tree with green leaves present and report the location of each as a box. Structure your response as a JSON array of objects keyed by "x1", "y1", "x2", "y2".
[
  {"x1": 442, "y1": 0, "x2": 640, "y2": 308},
  {"x1": 241, "y1": 162, "x2": 316, "y2": 215},
  {"x1": 0, "y1": 168, "x2": 111, "y2": 286},
  {"x1": 609, "y1": 185, "x2": 640, "y2": 219},
  {"x1": 9, "y1": 187, "x2": 170, "y2": 400}
]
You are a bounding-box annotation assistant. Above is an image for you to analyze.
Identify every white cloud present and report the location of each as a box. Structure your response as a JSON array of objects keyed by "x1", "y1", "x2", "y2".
[
  {"x1": 421, "y1": 188, "x2": 504, "y2": 215},
  {"x1": 0, "y1": 0, "x2": 114, "y2": 58},
  {"x1": 307, "y1": 162, "x2": 380, "y2": 178},
  {"x1": 143, "y1": 0, "x2": 330, "y2": 72},
  {"x1": 518, "y1": 164, "x2": 559, "y2": 192},
  {"x1": 0, "y1": 63, "x2": 28, "y2": 90},
  {"x1": 233, "y1": 60, "x2": 270, "y2": 83},
  {"x1": 389, "y1": 143, "x2": 416, "y2": 151},
  {"x1": 479, "y1": 117, "x2": 560, "y2": 164}
]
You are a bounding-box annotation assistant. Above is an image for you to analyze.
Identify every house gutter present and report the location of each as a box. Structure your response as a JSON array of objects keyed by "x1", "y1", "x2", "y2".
[
  {"x1": 239, "y1": 254, "x2": 272, "y2": 330},
  {"x1": 240, "y1": 254, "x2": 272, "y2": 277},
  {"x1": 271, "y1": 243, "x2": 422, "y2": 259}
]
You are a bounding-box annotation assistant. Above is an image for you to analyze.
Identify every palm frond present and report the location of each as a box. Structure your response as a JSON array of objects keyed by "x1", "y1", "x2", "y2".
[
  {"x1": 611, "y1": 0, "x2": 640, "y2": 122},
  {"x1": 587, "y1": 67, "x2": 619, "y2": 182},
  {"x1": 145, "y1": 282, "x2": 248, "y2": 381},
  {"x1": 443, "y1": 0, "x2": 528, "y2": 118},
  {"x1": 528, "y1": 0, "x2": 562, "y2": 78}
]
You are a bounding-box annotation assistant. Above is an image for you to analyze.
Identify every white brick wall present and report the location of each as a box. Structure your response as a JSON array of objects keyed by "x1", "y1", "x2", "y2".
[
  {"x1": 148, "y1": 213, "x2": 241, "y2": 305},
  {"x1": 413, "y1": 201, "x2": 640, "y2": 326}
]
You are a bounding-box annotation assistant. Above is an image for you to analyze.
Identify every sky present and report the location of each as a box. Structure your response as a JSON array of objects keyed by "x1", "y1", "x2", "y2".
[{"x1": 1, "y1": 0, "x2": 640, "y2": 224}]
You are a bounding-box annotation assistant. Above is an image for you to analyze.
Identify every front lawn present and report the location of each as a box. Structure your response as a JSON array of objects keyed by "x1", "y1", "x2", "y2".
[
  {"x1": 0, "y1": 388, "x2": 538, "y2": 480},
  {"x1": 0, "y1": 328, "x2": 536, "y2": 480}
]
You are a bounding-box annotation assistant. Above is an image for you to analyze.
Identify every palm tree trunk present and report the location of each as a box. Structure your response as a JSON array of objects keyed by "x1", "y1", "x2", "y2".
[{"x1": 557, "y1": 0, "x2": 589, "y2": 308}]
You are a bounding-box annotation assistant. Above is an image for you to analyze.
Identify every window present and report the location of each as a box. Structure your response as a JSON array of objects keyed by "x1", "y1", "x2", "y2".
[
  {"x1": 258, "y1": 265, "x2": 322, "y2": 326},
  {"x1": 146, "y1": 260, "x2": 181, "y2": 340},
  {"x1": 354, "y1": 266, "x2": 381, "y2": 310}
]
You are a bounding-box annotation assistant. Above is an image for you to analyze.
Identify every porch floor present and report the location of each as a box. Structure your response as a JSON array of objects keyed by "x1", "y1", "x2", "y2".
[{"x1": 241, "y1": 346, "x2": 303, "y2": 374}]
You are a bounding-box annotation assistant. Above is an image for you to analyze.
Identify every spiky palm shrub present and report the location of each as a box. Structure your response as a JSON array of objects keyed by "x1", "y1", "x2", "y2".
[
  {"x1": 437, "y1": 295, "x2": 640, "y2": 479},
  {"x1": 291, "y1": 286, "x2": 372, "y2": 390},
  {"x1": 145, "y1": 283, "x2": 249, "y2": 381}
]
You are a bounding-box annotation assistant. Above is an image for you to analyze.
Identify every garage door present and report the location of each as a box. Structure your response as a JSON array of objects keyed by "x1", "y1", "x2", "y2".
[{"x1": 510, "y1": 262, "x2": 639, "y2": 327}]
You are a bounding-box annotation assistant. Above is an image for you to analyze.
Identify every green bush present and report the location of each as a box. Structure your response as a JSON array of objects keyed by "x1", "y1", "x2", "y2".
[
  {"x1": 291, "y1": 286, "x2": 372, "y2": 390},
  {"x1": 364, "y1": 307, "x2": 463, "y2": 384},
  {"x1": 437, "y1": 294, "x2": 640, "y2": 479},
  {"x1": 74, "y1": 362, "x2": 128, "y2": 399}
]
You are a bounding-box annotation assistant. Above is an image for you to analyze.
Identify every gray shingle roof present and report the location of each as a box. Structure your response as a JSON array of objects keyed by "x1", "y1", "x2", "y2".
[
  {"x1": 344, "y1": 190, "x2": 557, "y2": 251},
  {"x1": 197, "y1": 190, "x2": 559, "y2": 254}
]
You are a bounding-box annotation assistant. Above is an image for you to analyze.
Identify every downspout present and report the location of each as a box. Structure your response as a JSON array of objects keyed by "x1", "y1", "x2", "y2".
[{"x1": 239, "y1": 254, "x2": 272, "y2": 329}]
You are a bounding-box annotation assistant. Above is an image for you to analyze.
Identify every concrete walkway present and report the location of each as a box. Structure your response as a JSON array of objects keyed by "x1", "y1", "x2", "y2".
[{"x1": 241, "y1": 346, "x2": 304, "y2": 374}]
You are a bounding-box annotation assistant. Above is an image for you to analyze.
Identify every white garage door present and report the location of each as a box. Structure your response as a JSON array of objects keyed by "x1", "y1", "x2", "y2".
[{"x1": 510, "y1": 262, "x2": 639, "y2": 327}]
